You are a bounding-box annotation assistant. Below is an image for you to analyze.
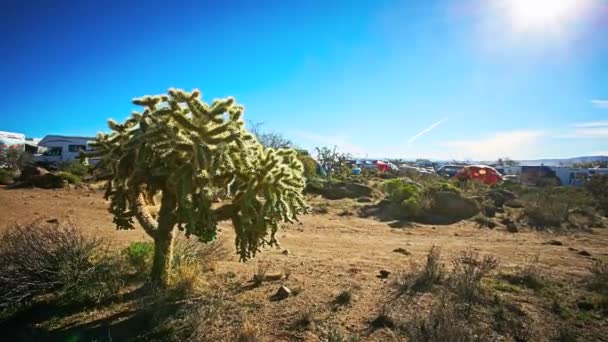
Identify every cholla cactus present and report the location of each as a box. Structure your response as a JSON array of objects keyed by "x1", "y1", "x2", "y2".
[{"x1": 86, "y1": 88, "x2": 307, "y2": 286}]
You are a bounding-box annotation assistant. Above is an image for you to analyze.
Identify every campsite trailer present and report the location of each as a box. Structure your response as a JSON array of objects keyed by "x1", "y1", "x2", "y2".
[
  {"x1": 34, "y1": 135, "x2": 95, "y2": 165},
  {"x1": 0, "y1": 131, "x2": 25, "y2": 151}
]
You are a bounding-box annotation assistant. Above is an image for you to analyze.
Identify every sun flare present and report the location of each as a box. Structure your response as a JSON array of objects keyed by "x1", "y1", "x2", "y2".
[{"x1": 501, "y1": 0, "x2": 589, "y2": 32}]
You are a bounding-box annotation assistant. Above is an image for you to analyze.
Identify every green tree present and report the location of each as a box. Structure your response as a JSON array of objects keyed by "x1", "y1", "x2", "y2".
[
  {"x1": 248, "y1": 121, "x2": 293, "y2": 149},
  {"x1": 496, "y1": 157, "x2": 519, "y2": 166},
  {"x1": 86, "y1": 88, "x2": 308, "y2": 287},
  {"x1": 315, "y1": 146, "x2": 351, "y2": 177},
  {"x1": 0, "y1": 145, "x2": 30, "y2": 170}
]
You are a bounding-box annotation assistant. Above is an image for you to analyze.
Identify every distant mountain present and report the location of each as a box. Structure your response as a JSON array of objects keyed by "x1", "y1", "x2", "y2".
[{"x1": 515, "y1": 156, "x2": 608, "y2": 166}]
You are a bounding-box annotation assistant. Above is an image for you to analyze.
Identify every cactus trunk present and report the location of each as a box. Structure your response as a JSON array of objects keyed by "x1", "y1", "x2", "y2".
[{"x1": 150, "y1": 191, "x2": 177, "y2": 288}]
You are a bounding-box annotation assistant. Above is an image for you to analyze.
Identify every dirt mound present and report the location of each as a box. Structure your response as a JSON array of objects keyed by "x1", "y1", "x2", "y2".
[
  {"x1": 18, "y1": 166, "x2": 49, "y2": 181},
  {"x1": 427, "y1": 191, "x2": 480, "y2": 222},
  {"x1": 13, "y1": 166, "x2": 65, "y2": 189}
]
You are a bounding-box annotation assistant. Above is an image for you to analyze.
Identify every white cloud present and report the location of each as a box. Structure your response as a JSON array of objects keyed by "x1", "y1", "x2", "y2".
[
  {"x1": 573, "y1": 121, "x2": 608, "y2": 128},
  {"x1": 556, "y1": 121, "x2": 608, "y2": 139},
  {"x1": 407, "y1": 118, "x2": 448, "y2": 144},
  {"x1": 591, "y1": 99, "x2": 608, "y2": 109},
  {"x1": 440, "y1": 130, "x2": 545, "y2": 160}
]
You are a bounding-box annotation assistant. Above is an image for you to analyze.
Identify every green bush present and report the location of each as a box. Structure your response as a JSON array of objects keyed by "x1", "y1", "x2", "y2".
[
  {"x1": 122, "y1": 235, "x2": 228, "y2": 277},
  {"x1": 383, "y1": 179, "x2": 430, "y2": 218},
  {"x1": 586, "y1": 175, "x2": 608, "y2": 215},
  {"x1": 297, "y1": 154, "x2": 318, "y2": 180},
  {"x1": 123, "y1": 241, "x2": 154, "y2": 274},
  {"x1": 426, "y1": 181, "x2": 461, "y2": 193},
  {"x1": 0, "y1": 168, "x2": 15, "y2": 185},
  {"x1": 384, "y1": 179, "x2": 421, "y2": 203},
  {"x1": 58, "y1": 171, "x2": 81, "y2": 185},
  {"x1": 61, "y1": 162, "x2": 89, "y2": 177}
]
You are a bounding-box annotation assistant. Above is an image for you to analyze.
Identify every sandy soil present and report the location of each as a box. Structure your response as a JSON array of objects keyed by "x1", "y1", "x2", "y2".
[{"x1": 1, "y1": 186, "x2": 607, "y2": 341}]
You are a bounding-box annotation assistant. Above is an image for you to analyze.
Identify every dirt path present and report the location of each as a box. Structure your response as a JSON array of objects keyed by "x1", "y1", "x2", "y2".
[{"x1": 1, "y1": 186, "x2": 606, "y2": 340}]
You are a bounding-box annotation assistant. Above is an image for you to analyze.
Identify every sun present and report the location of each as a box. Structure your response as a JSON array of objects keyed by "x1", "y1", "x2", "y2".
[{"x1": 501, "y1": 0, "x2": 588, "y2": 32}]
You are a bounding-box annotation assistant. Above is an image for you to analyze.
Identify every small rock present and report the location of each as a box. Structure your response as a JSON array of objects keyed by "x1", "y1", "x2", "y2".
[
  {"x1": 273, "y1": 286, "x2": 291, "y2": 300},
  {"x1": 393, "y1": 248, "x2": 411, "y2": 255},
  {"x1": 46, "y1": 218, "x2": 59, "y2": 224},
  {"x1": 543, "y1": 240, "x2": 563, "y2": 246},
  {"x1": 454, "y1": 233, "x2": 460, "y2": 237},
  {"x1": 568, "y1": 247, "x2": 578, "y2": 252},
  {"x1": 578, "y1": 250, "x2": 592, "y2": 257},
  {"x1": 282, "y1": 249, "x2": 290, "y2": 255},
  {"x1": 377, "y1": 270, "x2": 391, "y2": 279}
]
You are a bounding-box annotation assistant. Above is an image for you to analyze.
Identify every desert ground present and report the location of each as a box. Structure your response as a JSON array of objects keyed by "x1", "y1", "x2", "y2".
[{"x1": 1, "y1": 185, "x2": 607, "y2": 341}]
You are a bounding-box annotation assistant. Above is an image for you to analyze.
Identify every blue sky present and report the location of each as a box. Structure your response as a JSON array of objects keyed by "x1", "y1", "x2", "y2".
[{"x1": 1, "y1": 0, "x2": 607, "y2": 160}]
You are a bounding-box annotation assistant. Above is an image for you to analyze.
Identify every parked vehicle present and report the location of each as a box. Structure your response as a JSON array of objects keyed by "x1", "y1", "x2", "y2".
[
  {"x1": 454, "y1": 165, "x2": 502, "y2": 185},
  {"x1": 0, "y1": 131, "x2": 25, "y2": 150},
  {"x1": 520, "y1": 166, "x2": 560, "y2": 186},
  {"x1": 33, "y1": 135, "x2": 97, "y2": 166},
  {"x1": 436, "y1": 165, "x2": 464, "y2": 178}
]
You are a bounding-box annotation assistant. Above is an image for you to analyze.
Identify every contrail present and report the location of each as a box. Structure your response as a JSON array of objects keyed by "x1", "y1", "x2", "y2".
[{"x1": 408, "y1": 118, "x2": 448, "y2": 144}]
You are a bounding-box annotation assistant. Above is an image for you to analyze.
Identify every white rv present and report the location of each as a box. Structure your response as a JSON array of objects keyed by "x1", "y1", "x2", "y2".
[
  {"x1": 34, "y1": 135, "x2": 95, "y2": 165},
  {"x1": 0, "y1": 131, "x2": 26, "y2": 150}
]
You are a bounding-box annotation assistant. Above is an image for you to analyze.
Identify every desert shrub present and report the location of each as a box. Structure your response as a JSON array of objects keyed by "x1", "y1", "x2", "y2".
[
  {"x1": 426, "y1": 181, "x2": 461, "y2": 194},
  {"x1": 237, "y1": 318, "x2": 261, "y2": 342},
  {"x1": 394, "y1": 246, "x2": 444, "y2": 295},
  {"x1": 294, "y1": 307, "x2": 316, "y2": 330},
  {"x1": 58, "y1": 171, "x2": 81, "y2": 184},
  {"x1": 449, "y1": 249, "x2": 498, "y2": 305},
  {"x1": 0, "y1": 221, "x2": 122, "y2": 307},
  {"x1": 588, "y1": 259, "x2": 608, "y2": 294},
  {"x1": 297, "y1": 154, "x2": 319, "y2": 179},
  {"x1": 61, "y1": 162, "x2": 89, "y2": 178},
  {"x1": 502, "y1": 255, "x2": 545, "y2": 291},
  {"x1": 123, "y1": 235, "x2": 227, "y2": 278},
  {"x1": 305, "y1": 176, "x2": 326, "y2": 193},
  {"x1": 521, "y1": 187, "x2": 594, "y2": 228},
  {"x1": 458, "y1": 180, "x2": 490, "y2": 197},
  {"x1": 0, "y1": 145, "x2": 30, "y2": 170},
  {"x1": 326, "y1": 329, "x2": 360, "y2": 342},
  {"x1": 170, "y1": 287, "x2": 233, "y2": 341},
  {"x1": 334, "y1": 290, "x2": 353, "y2": 306},
  {"x1": 123, "y1": 241, "x2": 154, "y2": 274},
  {"x1": 253, "y1": 261, "x2": 271, "y2": 286},
  {"x1": 30, "y1": 173, "x2": 65, "y2": 188},
  {"x1": 404, "y1": 295, "x2": 488, "y2": 342},
  {"x1": 384, "y1": 179, "x2": 420, "y2": 202},
  {"x1": 312, "y1": 202, "x2": 330, "y2": 214},
  {"x1": 383, "y1": 179, "x2": 426, "y2": 217},
  {"x1": 586, "y1": 174, "x2": 608, "y2": 215},
  {"x1": 0, "y1": 168, "x2": 15, "y2": 185},
  {"x1": 472, "y1": 214, "x2": 496, "y2": 228}
]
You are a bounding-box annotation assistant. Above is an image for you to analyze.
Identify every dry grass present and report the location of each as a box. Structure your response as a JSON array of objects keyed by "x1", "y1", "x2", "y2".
[
  {"x1": 1, "y1": 187, "x2": 608, "y2": 341},
  {"x1": 449, "y1": 249, "x2": 499, "y2": 305},
  {"x1": 0, "y1": 220, "x2": 122, "y2": 307},
  {"x1": 394, "y1": 246, "x2": 445, "y2": 295},
  {"x1": 237, "y1": 318, "x2": 261, "y2": 342}
]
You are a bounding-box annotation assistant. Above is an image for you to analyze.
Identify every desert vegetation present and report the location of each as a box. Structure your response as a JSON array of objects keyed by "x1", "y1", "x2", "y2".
[{"x1": 1, "y1": 92, "x2": 607, "y2": 341}]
